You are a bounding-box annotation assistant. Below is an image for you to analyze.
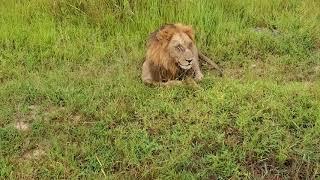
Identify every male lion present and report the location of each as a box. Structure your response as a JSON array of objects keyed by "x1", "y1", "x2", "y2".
[{"x1": 141, "y1": 23, "x2": 222, "y2": 86}]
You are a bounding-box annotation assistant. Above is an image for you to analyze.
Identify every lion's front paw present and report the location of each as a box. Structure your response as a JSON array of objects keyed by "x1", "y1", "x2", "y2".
[
  {"x1": 195, "y1": 73, "x2": 204, "y2": 81},
  {"x1": 164, "y1": 80, "x2": 183, "y2": 86}
]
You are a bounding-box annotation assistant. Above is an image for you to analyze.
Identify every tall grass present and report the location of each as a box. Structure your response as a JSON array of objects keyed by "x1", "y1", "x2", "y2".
[{"x1": 0, "y1": 0, "x2": 319, "y2": 179}]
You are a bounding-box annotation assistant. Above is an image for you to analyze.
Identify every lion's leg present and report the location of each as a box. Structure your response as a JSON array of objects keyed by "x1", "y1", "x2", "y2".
[
  {"x1": 142, "y1": 60, "x2": 155, "y2": 84},
  {"x1": 144, "y1": 80, "x2": 182, "y2": 87},
  {"x1": 163, "y1": 80, "x2": 182, "y2": 86},
  {"x1": 142, "y1": 60, "x2": 183, "y2": 87},
  {"x1": 192, "y1": 58, "x2": 204, "y2": 81}
]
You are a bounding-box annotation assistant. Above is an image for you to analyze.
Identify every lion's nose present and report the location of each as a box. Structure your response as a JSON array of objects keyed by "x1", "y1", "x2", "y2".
[{"x1": 186, "y1": 59, "x2": 193, "y2": 63}]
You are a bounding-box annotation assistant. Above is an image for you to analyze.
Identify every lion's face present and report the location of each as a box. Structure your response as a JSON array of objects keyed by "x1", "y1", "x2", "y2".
[
  {"x1": 146, "y1": 23, "x2": 198, "y2": 75},
  {"x1": 167, "y1": 32, "x2": 198, "y2": 70}
]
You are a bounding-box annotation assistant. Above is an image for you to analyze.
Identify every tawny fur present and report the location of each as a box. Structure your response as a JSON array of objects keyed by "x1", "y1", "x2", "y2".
[{"x1": 142, "y1": 23, "x2": 222, "y2": 86}]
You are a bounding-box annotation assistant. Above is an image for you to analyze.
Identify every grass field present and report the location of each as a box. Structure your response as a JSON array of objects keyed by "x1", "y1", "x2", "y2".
[{"x1": 1, "y1": 0, "x2": 320, "y2": 179}]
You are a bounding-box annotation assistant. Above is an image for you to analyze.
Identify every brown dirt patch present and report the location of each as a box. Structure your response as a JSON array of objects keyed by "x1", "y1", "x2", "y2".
[
  {"x1": 223, "y1": 126, "x2": 244, "y2": 148},
  {"x1": 14, "y1": 105, "x2": 39, "y2": 131},
  {"x1": 244, "y1": 152, "x2": 319, "y2": 179},
  {"x1": 22, "y1": 148, "x2": 46, "y2": 161},
  {"x1": 14, "y1": 121, "x2": 30, "y2": 131}
]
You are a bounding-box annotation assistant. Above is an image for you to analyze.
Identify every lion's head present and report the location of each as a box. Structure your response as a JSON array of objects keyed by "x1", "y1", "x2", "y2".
[{"x1": 146, "y1": 23, "x2": 198, "y2": 77}]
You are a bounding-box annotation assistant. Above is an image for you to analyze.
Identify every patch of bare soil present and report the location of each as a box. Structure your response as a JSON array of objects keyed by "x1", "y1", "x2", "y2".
[
  {"x1": 222, "y1": 61, "x2": 268, "y2": 80},
  {"x1": 279, "y1": 64, "x2": 320, "y2": 83},
  {"x1": 244, "y1": 152, "x2": 319, "y2": 179},
  {"x1": 222, "y1": 60, "x2": 320, "y2": 83},
  {"x1": 223, "y1": 126, "x2": 244, "y2": 148},
  {"x1": 14, "y1": 121, "x2": 30, "y2": 131},
  {"x1": 22, "y1": 148, "x2": 46, "y2": 160},
  {"x1": 14, "y1": 105, "x2": 39, "y2": 132},
  {"x1": 43, "y1": 106, "x2": 92, "y2": 125},
  {"x1": 223, "y1": 64, "x2": 245, "y2": 79}
]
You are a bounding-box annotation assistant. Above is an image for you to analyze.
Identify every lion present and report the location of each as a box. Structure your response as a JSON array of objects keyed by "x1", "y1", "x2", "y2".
[{"x1": 141, "y1": 23, "x2": 222, "y2": 86}]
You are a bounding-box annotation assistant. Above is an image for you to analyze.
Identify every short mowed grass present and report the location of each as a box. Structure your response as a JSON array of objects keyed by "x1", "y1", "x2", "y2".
[{"x1": 1, "y1": 0, "x2": 320, "y2": 179}]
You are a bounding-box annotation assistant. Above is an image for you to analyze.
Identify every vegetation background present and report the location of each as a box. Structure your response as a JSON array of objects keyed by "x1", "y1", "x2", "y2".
[{"x1": 1, "y1": 0, "x2": 319, "y2": 179}]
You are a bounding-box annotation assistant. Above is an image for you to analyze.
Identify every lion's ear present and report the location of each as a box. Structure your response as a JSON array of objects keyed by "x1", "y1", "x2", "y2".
[
  {"x1": 156, "y1": 29, "x2": 173, "y2": 41},
  {"x1": 183, "y1": 26, "x2": 195, "y2": 41}
]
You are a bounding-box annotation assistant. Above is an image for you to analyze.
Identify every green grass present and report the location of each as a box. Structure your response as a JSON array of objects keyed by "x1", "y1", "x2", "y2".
[{"x1": 1, "y1": 0, "x2": 320, "y2": 179}]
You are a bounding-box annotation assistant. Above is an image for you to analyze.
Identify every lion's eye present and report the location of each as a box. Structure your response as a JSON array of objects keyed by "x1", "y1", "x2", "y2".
[
  {"x1": 176, "y1": 45, "x2": 185, "y2": 52},
  {"x1": 188, "y1": 43, "x2": 193, "y2": 49}
]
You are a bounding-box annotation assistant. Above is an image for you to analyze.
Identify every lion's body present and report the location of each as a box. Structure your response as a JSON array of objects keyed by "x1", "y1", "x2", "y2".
[
  {"x1": 142, "y1": 60, "x2": 195, "y2": 82},
  {"x1": 141, "y1": 23, "x2": 203, "y2": 85}
]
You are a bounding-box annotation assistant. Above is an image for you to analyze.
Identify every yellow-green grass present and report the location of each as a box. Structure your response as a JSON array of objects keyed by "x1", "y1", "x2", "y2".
[{"x1": 0, "y1": 0, "x2": 319, "y2": 179}]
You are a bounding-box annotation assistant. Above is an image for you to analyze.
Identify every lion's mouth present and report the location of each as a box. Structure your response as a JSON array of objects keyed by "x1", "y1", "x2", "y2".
[{"x1": 179, "y1": 63, "x2": 192, "y2": 70}]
